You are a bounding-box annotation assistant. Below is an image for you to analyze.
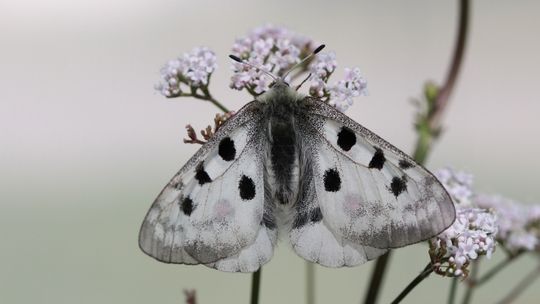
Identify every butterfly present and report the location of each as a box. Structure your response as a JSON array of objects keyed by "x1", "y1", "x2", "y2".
[{"x1": 138, "y1": 45, "x2": 456, "y2": 272}]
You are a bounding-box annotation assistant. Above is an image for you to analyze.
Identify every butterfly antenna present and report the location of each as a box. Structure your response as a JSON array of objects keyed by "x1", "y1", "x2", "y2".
[
  {"x1": 228, "y1": 55, "x2": 278, "y2": 82},
  {"x1": 282, "y1": 44, "x2": 325, "y2": 80},
  {"x1": 295, "y1": 73, "x2": 312, "y2": 91}
]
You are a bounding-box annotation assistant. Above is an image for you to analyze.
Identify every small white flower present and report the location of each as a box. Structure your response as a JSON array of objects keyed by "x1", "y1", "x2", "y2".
[
  {"x1": 430, "y1": 168, "x2": 498, "y2": 278},
  {"x1": 156, "y1": 47, "x2": 217, "y2": 97},
  {"x1": 476, "y1": 194, "x2": 539, "y2": 253},
  {"x1": 430, "y1": 208, "x2": 498, "y2": 278},
  {"x1": 326, "y1": 68, "x2": 368, "y2": 112},
  {"x1": 230, "y1": 24, "x2": 316, "y2": 94},
  {"x1": 309, "y1": 78, "x2": 327, "y2": 98},
  {"x1": 310, "y1": 52, "x2": 337, "y2": 78}
]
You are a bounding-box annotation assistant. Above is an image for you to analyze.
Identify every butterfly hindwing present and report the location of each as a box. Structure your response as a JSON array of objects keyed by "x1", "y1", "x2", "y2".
[
  {"x1": 290, "y1": 157, "x2": 387, "y2": 267},
  {"x1": 291, "y1": 97, "x2": 455, "y2": 253},
  {"x1": 139, "y1": 102, "x2": 277, "y2": 271}
]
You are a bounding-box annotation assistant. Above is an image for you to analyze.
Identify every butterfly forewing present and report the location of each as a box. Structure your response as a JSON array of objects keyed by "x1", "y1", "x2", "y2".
[
  {"x1": 295, "y1": 97, "x2": 455, "y2": 249},
  {"x1": 139, "y1": 102, "x2": 277, "y2": 270}
]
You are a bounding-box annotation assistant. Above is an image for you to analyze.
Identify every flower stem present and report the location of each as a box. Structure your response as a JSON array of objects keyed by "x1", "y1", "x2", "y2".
[
  {"x1": 363, "y1": 252, "x2": 391, "y2": 304},
  {"x1": 306, "y1": 262, "x2": 315, "y2": 304},
  {"x1": 496, "y1": 265, "x2": 540, "y2": 304},
  {"x1": 251, "y1": 269, "x2": 262, "y2": 304},
  {"x1": 363, "y1": 1, "x2": 469, "y2": 302},
  {"x1": 448, "y1": 278, "x2": 458, "y2": 304},
  {"x1": 199, "y1": 86, "x2": 230, "y2": 113},
  {"x1": 461, "y1": 260, "x2": 478, "y2": 304},
  {"x1": 473, "y1": 252, "x2": 523, "y2": 286},
  {"x1": 390, "y1": 263, "x2": 434, "y2": 304}
]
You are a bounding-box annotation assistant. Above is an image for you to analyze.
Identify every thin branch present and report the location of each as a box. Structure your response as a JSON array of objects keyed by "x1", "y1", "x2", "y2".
[
  {"x1": 363, "y1": 1, "x2": 470, "y2": 302},
  {"x1": 364, "y1": 252, "x2": 391, "y2": 304},
  {"x1": 251, "y1": 268, "x2": 262, "y2": 304},
  {"x1": 168, "y1": 90, "x2": 230, "y2": 113},
  {"x1": 431, "y1": 0, "x2": 469, "y2": 131},
  {"x1": 497, "y1": 265, "x2": 540, "y2": 304},
  {"x1": 462, "y1": 260, "x2": 479, "y2": 304},
  {"x1": 473, "y1": 252, "x2": 523, "y2": 286},
  {"x1": 390, "y1": 263, "x2": 434, "y2": 304},
  {"x1": 199, "y1": 86, "x2": 230, "y2": 113},
  {"x1": 306, "y1": 262, "x2": 315, "y2": 304},
  {"x1": 448, "y1": 278, "x2": 458, "y2": 304}
]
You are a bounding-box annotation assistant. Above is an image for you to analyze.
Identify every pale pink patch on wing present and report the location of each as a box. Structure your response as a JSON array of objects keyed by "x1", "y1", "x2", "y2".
[
  {"x1": 343, "y1": 194, "x2": 363, "y2": 212},
  {"x1": 214, "y1": 199, "x2": 234, "y2": 218}
]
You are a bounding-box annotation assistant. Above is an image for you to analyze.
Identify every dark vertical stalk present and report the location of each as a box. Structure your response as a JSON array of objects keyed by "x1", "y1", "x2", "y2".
[
  {"x1": 462, "y1": 260, "x2": 478, "y2": 304},
  {"x1": 448, "y1": 278, "x2": 458, "y2": 304},
  {"x1": 306, "y1": 262, "x2": 315, "y2": 304},
  {"x1": 251, "y1": 269, "x2": 262, "y2": 304},
  {"x1": 363, "y1": 1, "x2": 470, "y2": 303},
  {"x1": 390, "y1": 263, "x2": 434, "y2": 304}
]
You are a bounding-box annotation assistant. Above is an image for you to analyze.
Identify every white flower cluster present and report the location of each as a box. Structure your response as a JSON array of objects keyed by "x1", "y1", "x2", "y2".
[
  {"x1": 309, "y1": 52, "x2": 337, "y2": 97},
  {"x1": 230, "y1": 24, "x2": 368, "y2": 112},
  {"x1": 327, "y1": 68, "x2": 368, "y2": 112},
  {"x1": 430, "y1": 208, "x2": 498, "y2": 277},
  {"x1": 230, "y1": 24, "x2": 315, "y2": 94},
  {"x1": 429, "y1": 168, "x2": 498, "y2": 278},
  {"x1": 476, "y1": 194, "x2": 540, "y2": 253},
  {"x1": 155, "y1": 47, "x2": 217, "y2": 97}
]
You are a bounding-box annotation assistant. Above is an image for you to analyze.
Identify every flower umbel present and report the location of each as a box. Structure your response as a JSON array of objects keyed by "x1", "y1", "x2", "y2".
[
  {"x1": 429, "y1": 168, "x2": 498, "y2": 278},
  {"x1": 430, "y1": 207, "x2": 498, "y2": 277},
  {"x1": 229, "y1": 24, "x2": 315, "y2": 94},
  {"x1": 229, "y1": 24, "x2": 367, "y2": 112},
  {"x1": 155, "y1": 47, "x2": 218, "y2": 97},
  {"x1": 327, "y1": 67, "x2": 368, "y2": 112},
  {"x1": 476, "y1": 194, "x2": 540, "y2": 253}
]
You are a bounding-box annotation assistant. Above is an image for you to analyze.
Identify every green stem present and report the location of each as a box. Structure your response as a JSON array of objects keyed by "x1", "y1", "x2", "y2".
[
  {"x1": 250, "y1": 269, "x2": 262, "y2": 304},
  {"x1": 363, "y1": 1, "x2": 469, "y2": 302},
  {"x1": 363, "y1": 252, "x2": 391, "y2": 304},
  {"x1": 199, "y1": 86, "x2": 230, "y2": 113},
  {"x1": 474, "y1": 253, "x2": 523, "y2": 286},
  {"x1": 390, "y1": 263, "x2": 434, "y2": 304},
  {"x1": 412, "y1": 125, "x2": 432, "y2": 164},
  {"x1": 462, "y1": 260, "x2": 478, "y2": 304},
  {"x1": 306, "y1": 262, "x2": 315, "y2": 304},
  {"x1": 448, "y1": 278, "x2": 458, "y2": 304}
]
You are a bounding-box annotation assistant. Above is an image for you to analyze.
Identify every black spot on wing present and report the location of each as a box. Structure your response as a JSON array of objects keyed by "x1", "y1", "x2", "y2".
[
  {"x1": 368, "y1": 148, "x2": 386, "y2": 170},
  {"x1": 337, "y1": 127, "x2": 356, "y2": 151},
  {"x1": 399, "y1": 159, "x2": 414, "y2": 169},
  {"x1": 389, "y1": 175, "x2": 408, "y2": 197},
  {"x1": 292, "y1": 207, "x2": 323, "y2": 229},
  {"x1": 239, "y1": 175, "x2": 256, "y2": 200},
  {"x1": 323, "y1": 168, "x2": 341, "y2": 192},
  {"x1": 218, "y1": 137, "x2": 236, "y2": 161},
  {"x1": 180, "y1": 196, "x2": 194, "y2": 216},
  {"x1": 195, "y1": 162, "x2": 212, "y2": 185}
]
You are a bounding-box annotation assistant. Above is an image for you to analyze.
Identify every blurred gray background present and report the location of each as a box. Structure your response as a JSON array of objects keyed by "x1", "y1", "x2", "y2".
[{"x1": 1, "y1": 0, "x2": 539, "y2": 303}]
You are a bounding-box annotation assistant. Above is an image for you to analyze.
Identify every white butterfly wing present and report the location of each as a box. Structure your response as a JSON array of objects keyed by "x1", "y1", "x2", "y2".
[
  {"x1": 139, "y1": 102, "x2": 277, "y2": 272},
  {"x1": 289, "y1": 97, "x2": 455, "y2": 263},
  {"x1": 290, "y1": 162, "x2": 386, "y2": 267}
]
